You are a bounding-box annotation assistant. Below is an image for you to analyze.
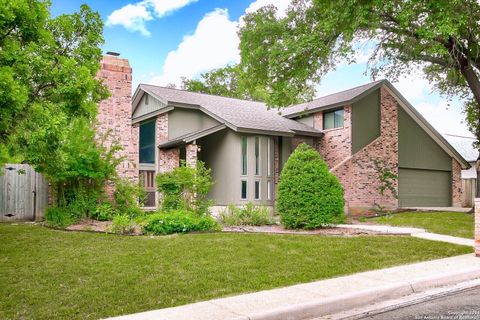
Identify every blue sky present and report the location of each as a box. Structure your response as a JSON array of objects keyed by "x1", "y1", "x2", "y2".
[{"x1": 51, "y1": 0, "x2": 472, "y2": 137}]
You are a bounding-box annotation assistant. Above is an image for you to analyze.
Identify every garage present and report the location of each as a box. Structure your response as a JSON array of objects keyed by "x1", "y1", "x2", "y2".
[{"x1": 398, "y1": 168, "x2": 451, "y2": 207}]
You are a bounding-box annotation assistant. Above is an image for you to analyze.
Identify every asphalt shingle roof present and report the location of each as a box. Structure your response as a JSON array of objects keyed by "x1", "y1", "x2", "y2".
[
  {"x1": 139, "y1": 84, "x2": 321, "y2": 136},
  {"x1": 443, "y1": 134, "x2": 479, "y2": 162},
  {"x1": 282, "y1": 80, "x2": 384, "y2": 117}
]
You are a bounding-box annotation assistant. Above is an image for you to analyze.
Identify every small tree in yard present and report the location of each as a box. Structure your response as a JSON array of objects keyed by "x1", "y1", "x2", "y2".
[{"x1": 278, "y1": 143, "x2": 345, "y2": 229}]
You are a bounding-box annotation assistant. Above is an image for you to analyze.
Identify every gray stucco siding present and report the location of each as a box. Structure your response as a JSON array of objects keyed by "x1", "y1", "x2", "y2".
[
  {"x1": 295, "y1": 114, "x2": 314, "y2": 128},
  {"x1": 168, "y1": 108, "x2": 220, "y2": 139},
  {"x1": 199, "y1": 130, "x2": 275, "y2": 206},
  {"x1": 351, "y1": 90, "x2": 381, "y2": 153}
]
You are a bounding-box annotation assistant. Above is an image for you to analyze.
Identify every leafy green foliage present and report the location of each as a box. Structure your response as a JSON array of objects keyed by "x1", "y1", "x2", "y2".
[
  {"x1": 156, "y1": 161, "x2": 214, "y2": 214},
  {"x1": 142, "y1": 210, "x2": 220, "y2": 235},
  {"x1": 239, "y1": 1, "x2": 480, "y2": 150},
  {"x1": 372, "y1": 158, "x2": 398, "y2": 198},
  {"x1": 113, "y1": 178, "x2": 146, "y2": 218},
  {"x1": 109, "y1": 214, "x2": 136, "y2": 235},
  {"x1": 219, "y1": 203, "x2": 274, "y2": 226},
  {"x1": 92, "y1": 203, "x2": 117, "y2": 221},
  {"x1": 45, "y1": 207, "x2": 77, "y2": 228},
  {"x1": 278, "y1": 143, "x2": 345, "y2": 228},
  {"x1": 180, "y1": 65, "x2": 271, "y2": 102}
]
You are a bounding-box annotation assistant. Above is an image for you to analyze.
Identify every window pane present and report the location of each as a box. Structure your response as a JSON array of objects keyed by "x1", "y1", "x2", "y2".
[
  {"x1": 255, "y1": 181, "x2": 260, "y2": 200},
  {"x1": 255, "y1": 136, "x2": 260, "y2": 175},
  {"x1": 241, "y1": 180, "x2": 247, "y2": 199},
  {"x1": 334, "y1": 109, "x2": 344, "y2": 128},
  {"x1": 323, "y1": 111, "x2": 335, "y2": 130},
  {"x1": 267, "y1": 181, "x2": 272, "y2": 200},
  {"x1": 139, "y1": 121, "x2": 155, "y2": 163},
  {"x1": 267, "y1": 138, "x2": 272, "y2": 176},
  {"x1": 241, "y1": 136, "x2": 247, "y2": 175}
]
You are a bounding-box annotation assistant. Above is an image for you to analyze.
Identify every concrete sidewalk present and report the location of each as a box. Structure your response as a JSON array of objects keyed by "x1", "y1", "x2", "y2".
[
  {"x1": 338, "y1": 224, "x2": 474, "y2": 246},
  {"x1": 107, "y1": 254, "x2": 480, "y2": 320}
]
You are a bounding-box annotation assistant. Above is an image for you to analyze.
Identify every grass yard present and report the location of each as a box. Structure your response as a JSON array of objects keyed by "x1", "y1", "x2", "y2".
[
  {"x1": 0, "y1": 224, "x2": 472, "y2": 320},
  {"x1": 370, "y1": 211, "x2": 474, "y2": 238}
]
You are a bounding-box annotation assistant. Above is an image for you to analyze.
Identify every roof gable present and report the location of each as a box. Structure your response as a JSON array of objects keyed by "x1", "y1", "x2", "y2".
[{"x1": 131, "y1": 84, "x2": 322, "y2": 137}]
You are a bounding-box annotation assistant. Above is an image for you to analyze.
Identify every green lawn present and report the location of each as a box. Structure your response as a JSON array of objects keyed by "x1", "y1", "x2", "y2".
[
  {"x1": 371, "y1": 211, "x2": 474, "y2": 238},
  {"x1": 0, "y1": 224, "x2": 472, "y2": 320}
]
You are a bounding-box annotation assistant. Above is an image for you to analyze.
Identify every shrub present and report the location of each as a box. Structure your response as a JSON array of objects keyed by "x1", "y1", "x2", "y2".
[
  {"x1": 113, "y1": 178, "x2": 146, "y2": 217},
  {"x1": 92, "y1": 202, "x2": 117, "y2": 221},
  {"x1": 142, "y1": 210, "x2": 220, "y2": 235},
  {"x1": 219, "y1": 203, "x2": 274, "y2": 226},
  {"x1": 278, "y1": 143, "x2": 345, "y2": 229},
  {"x1": 156, "y1": 161, "x2": 213, "y2": 214},
  {"x1": 109, "y1": 214, "x2": 136, "y2": 235},
  {"x1": 45, "y1": 207, "x2": 76, "y2": 227}
]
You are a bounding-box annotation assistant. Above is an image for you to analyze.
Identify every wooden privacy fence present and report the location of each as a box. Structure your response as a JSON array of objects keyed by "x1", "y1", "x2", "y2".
[
  {"x1": 0, "y1": 164, "x2": 48, "y2": 221},
  {"x1": 462, "y1": 178, "x2": 477, "y2": 208}
]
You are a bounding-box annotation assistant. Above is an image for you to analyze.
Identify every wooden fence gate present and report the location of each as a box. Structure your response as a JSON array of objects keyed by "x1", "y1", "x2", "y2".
[{"x1": 0, "y1": 164, "x2": 48, "y2": 221}]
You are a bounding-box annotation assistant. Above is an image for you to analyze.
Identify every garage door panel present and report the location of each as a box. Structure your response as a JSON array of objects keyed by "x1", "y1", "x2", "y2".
[{"x1": 398, "y1": 168, "x2": 451, "y2": 207}]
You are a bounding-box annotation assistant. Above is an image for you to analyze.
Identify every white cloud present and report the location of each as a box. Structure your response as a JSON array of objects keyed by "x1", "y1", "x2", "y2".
[
  {"x1": 148, "y1": 0, "x2": 291, "y2": 85},
  {"x1": 106, "y1": 3, "x2": 153, "y2": 36},
  {"x1": 106, "y1": 0, "x2": 197, "y2": 36},
  {"x1": 150, "y1": 9, "x2": 239, "y2": 85},
  {"x1": 414, "y1": 100, "x2": 471, "y2": 137}
]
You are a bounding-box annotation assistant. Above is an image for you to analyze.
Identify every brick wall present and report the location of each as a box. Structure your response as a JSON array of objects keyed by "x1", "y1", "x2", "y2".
[
  {"x1": 156, "y1": 113, "x2": 180, "y2": 173},
  {"x1": 475, "y1": 198, "x2": 480, "y2": 256},
  {"x1": 314, "y1": 105, "x2": 352, "y2": 168},
  {"x1": 96, "y1": 54, "x2": 138, "y2": 181},
  {"x1": 323, "y1": 87, "x2": 399, "y2": 213},
  {"x1": 185, "y1": 144, "x2": 198, "y2": 168},
  {"x1": 452, "y1": 158, "x2": 462, "y2": 207}
]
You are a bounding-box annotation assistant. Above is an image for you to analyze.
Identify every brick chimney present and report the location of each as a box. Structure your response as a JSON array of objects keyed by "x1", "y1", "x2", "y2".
[{"x1": 96, "y1": 52, "x2": 139, "y2": 181}]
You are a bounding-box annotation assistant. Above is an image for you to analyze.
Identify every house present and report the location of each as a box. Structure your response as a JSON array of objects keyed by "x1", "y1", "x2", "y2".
[
  {"x1": 444, "y1": 134, "x2": 478, "y2": 207},
  {"x1": 97, "y1": 53, "x2": 470, "y2": 215}
]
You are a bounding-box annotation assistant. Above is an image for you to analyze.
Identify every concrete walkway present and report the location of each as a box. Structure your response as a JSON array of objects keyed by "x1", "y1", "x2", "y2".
[
  {"x1": 107, "y1": 254, "x2": 480, "y2": 320},
  {"x1": 338, "y1": 224, "x2": 474, "y2": 246}
]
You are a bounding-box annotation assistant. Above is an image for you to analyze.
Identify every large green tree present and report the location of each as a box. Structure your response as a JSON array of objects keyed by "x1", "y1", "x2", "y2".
[
  {"x1": 180, "y1": 65, "x2": 269, "y2": 101},
  {"x1": 0, "y1": 0, "x2": 120, "y2": 208},
  {"x1": 0, "y1": 0, "x2": 108, "y2": 166},
  {"x1": 239, "y1": 0, "x2": 480, "y2": 194}
]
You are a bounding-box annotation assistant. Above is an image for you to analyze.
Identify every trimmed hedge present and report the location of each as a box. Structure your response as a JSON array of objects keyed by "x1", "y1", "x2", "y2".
[
  {"x1": 142, "y1": 210, "x2": 220, "y2": 235},
  {"x1": 278, "y1": 143, "x2": 345, "y2": 229}
]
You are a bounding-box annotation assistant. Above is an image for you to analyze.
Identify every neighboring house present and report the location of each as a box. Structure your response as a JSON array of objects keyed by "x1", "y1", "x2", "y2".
[
  {"x1": 444, "y1": 134, "x2": 478, "y2": 207},
  {"x1": 97, "y1": 53, "x2": 470, "y2": 215}
]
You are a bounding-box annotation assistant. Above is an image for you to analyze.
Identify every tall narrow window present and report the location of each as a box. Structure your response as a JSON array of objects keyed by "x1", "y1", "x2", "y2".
[
  {"x1": 267, "y1": 138, "x2": 272, "y2": 177},
  {"x1": 267, "y1": 180, "x2": 272, "y2": 200},
  {"x1": 139, "y1": 120, "x2": 155, "y2": 164},
  {"x1": 241, "y1": 180, "x2": 247, "y2": 200},
  {"x1": 241, "y1": 136, "x2": 247, "y2": 175},
  {"x1": 255, "y1": 180, "x2": 260, "y2": 200},
  {"x1": 255, "y1": 136, "x2": 260, "y2": 175},
  {"x1": 145, "y1": 94, "x2": 149, "y2": 105},
  {"x1": 323, "y1": 108, "x2": 344, "y2": 130}
]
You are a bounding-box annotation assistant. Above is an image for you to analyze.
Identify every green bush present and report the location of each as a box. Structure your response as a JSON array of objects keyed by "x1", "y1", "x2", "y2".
[
  {"x1": 45, "y1": 207, "x2": 76, "y2": 227},
  {"x1": 278, "y1": 143, "x2": 345, "y2": 229},
  {"x1": 109, "y1": 214, "x2": 136, "y2": 235},
  {"x1": 92, "y1": 202, "x2": 117, "y2": 221},
  {"x1": 219, "y1": 203, "x2": 274, "y2": 226},
  {"x1": 156, "y1": 161, "x2": 213, "y2": 214},
  {"x1": 142, "y1": 210, "x2": 220, "y2": 235},
  {"x1": 113, "y1": 178, "x2": 146, "y2": 217}
]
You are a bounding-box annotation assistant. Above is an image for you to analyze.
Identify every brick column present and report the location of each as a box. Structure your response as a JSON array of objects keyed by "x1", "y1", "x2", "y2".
[
  {"x1": 476, "y1": 198, "x2": 480, "y2": 256},
  {"x1": 185, "y1": 144, "x2": 198, "y2": 168}
]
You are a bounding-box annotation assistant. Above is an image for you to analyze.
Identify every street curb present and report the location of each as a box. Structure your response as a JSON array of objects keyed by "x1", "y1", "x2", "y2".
[
  {"x1": 232, "y1": 269, "x2": 480, "y2": 320},
  {"x1": 107, "y1": 256, "x2": 480, "y2": 320}
]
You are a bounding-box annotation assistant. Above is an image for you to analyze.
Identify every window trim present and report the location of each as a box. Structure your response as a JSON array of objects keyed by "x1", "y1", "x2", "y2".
[
  {"x1": 323, "y1": 108, "x2": 345, "y2": 130},
  {"x1": 139, "y1": 120, "x2": 156, "y2": 164},
  {"x1": 267, "y1": 180, "x2": 272, "y2": 200}
]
